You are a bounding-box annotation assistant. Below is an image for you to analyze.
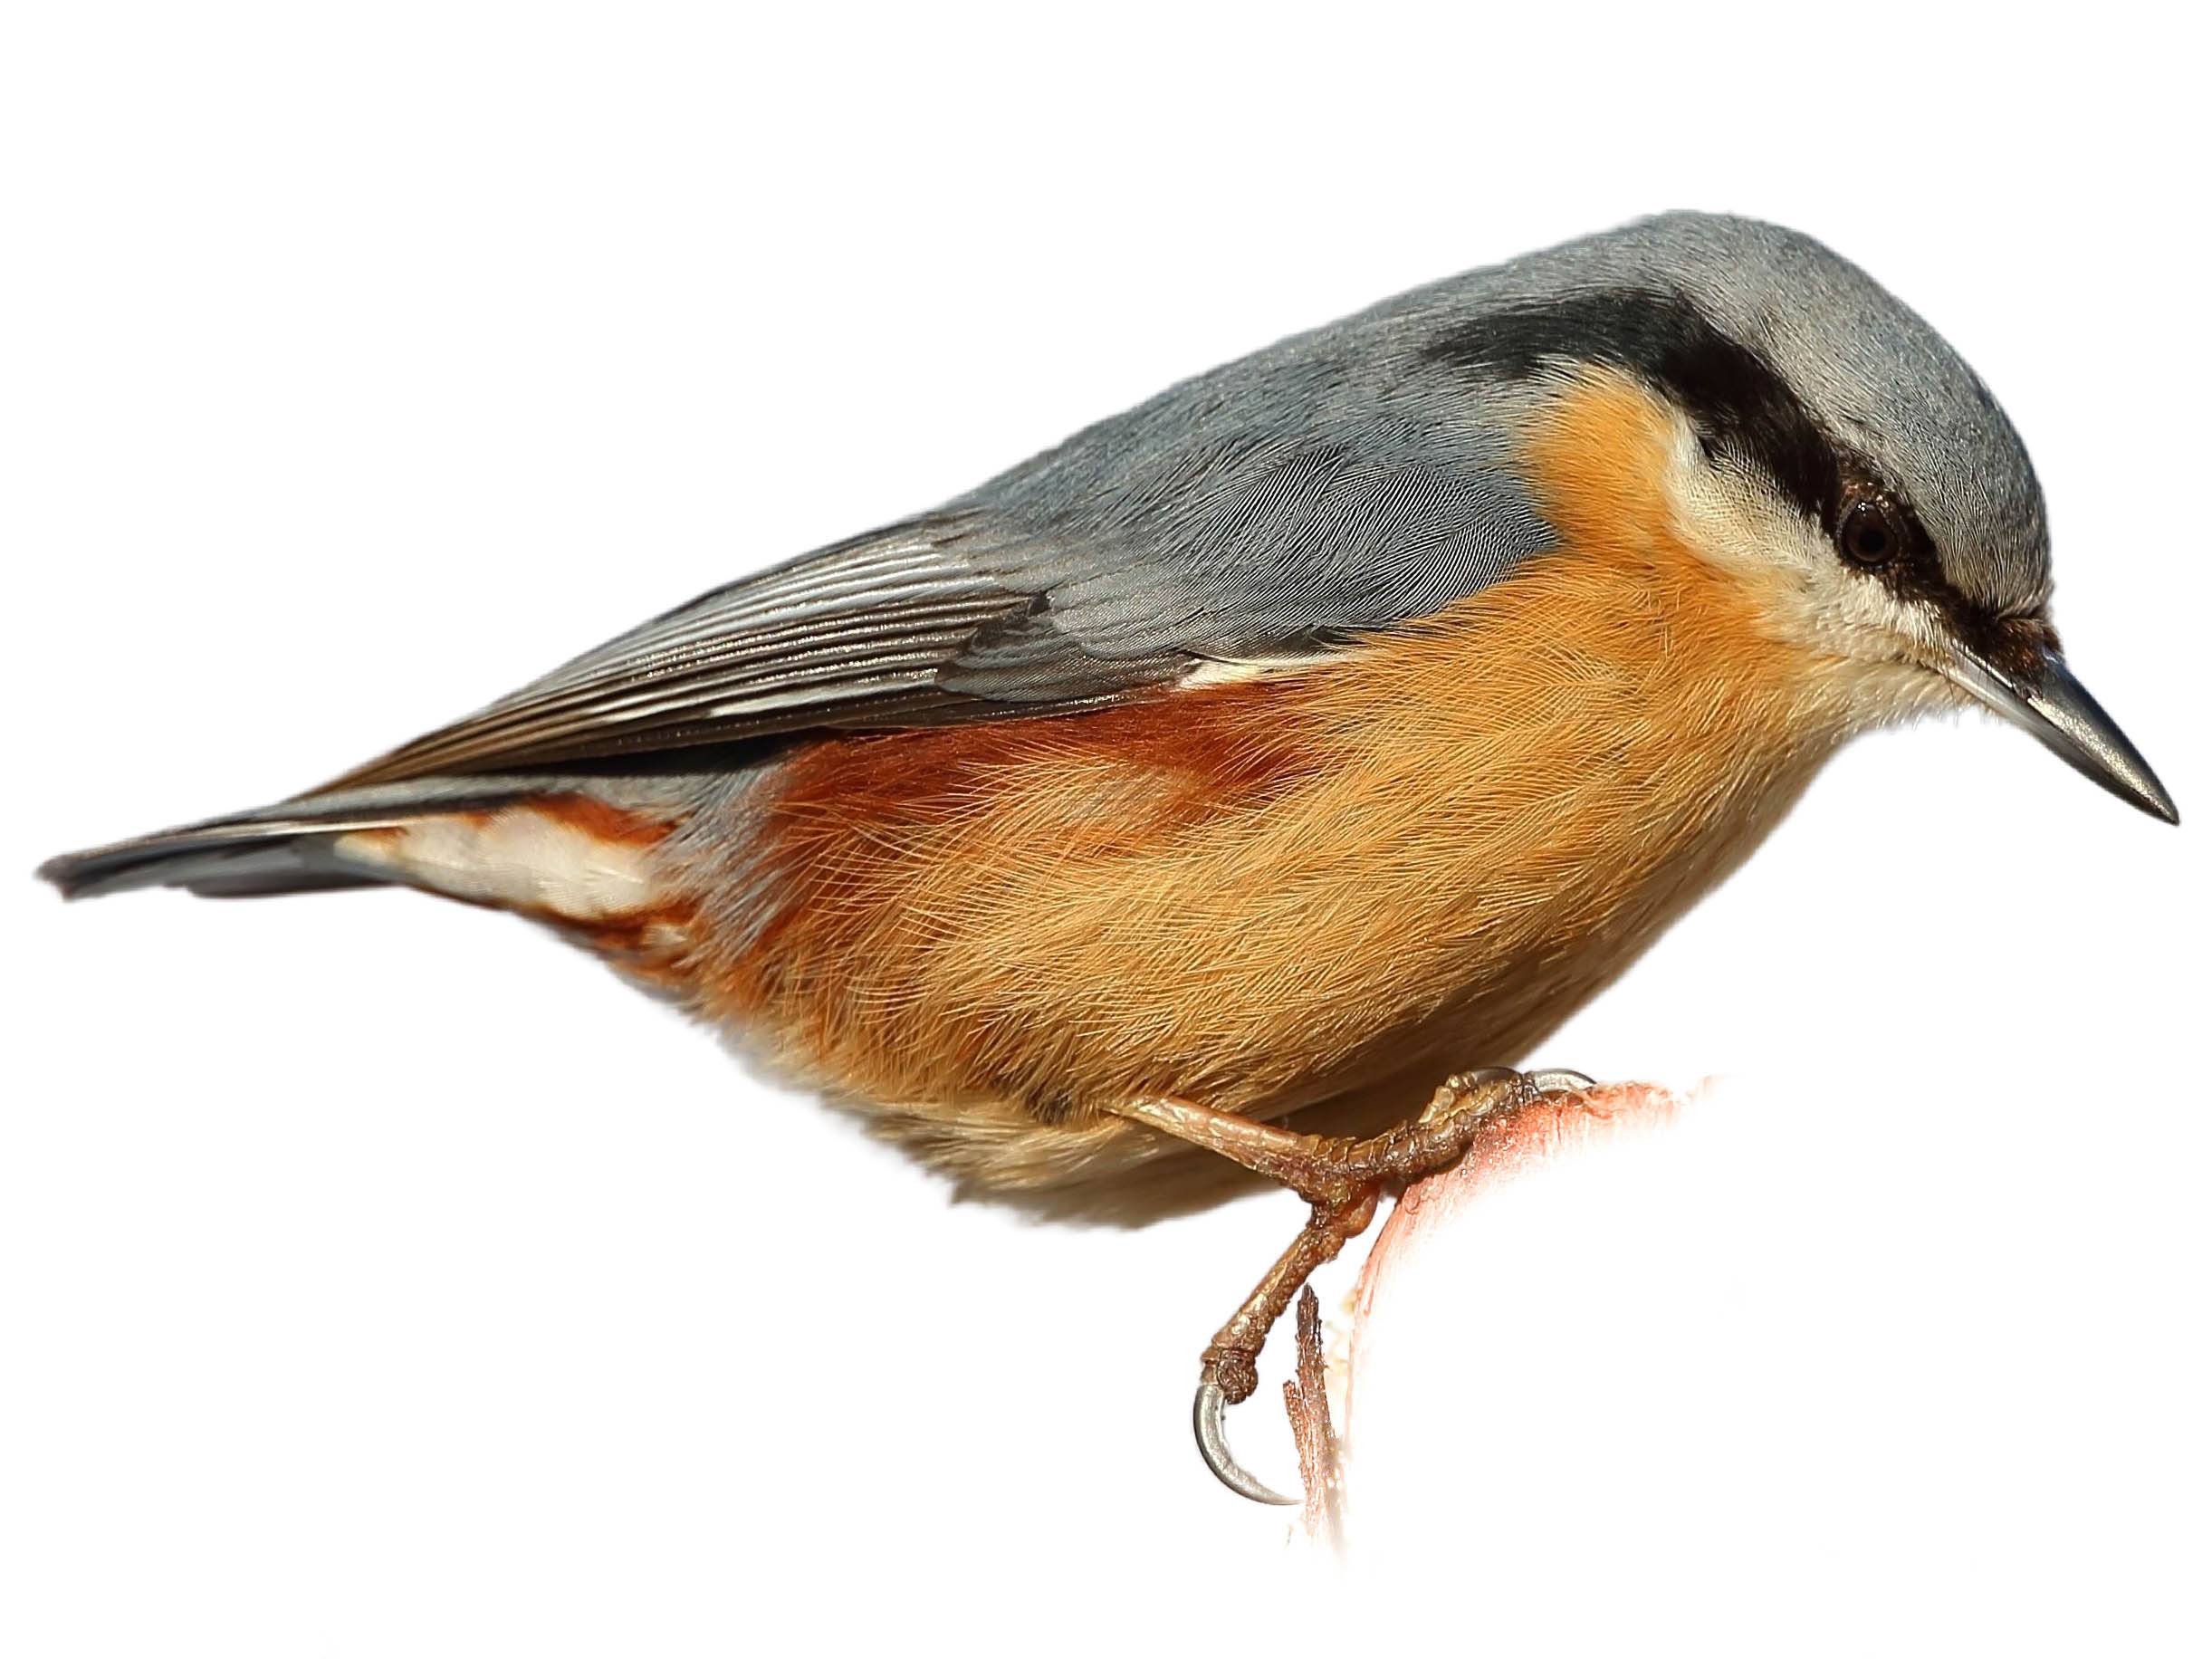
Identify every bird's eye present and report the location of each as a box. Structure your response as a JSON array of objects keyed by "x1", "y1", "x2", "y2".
[{"x1": 1837, "y1": 496, "x2": 1903, "y2": 567}]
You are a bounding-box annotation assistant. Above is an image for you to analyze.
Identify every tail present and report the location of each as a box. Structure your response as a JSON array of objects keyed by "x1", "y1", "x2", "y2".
[{"x1": 39, "y1": 781, "x2": 608, "y2": 902}]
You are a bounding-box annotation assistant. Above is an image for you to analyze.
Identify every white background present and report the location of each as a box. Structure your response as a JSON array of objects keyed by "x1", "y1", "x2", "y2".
[{"x1": 3, "y1": 5, "x2": 2205, "y2": 1654}]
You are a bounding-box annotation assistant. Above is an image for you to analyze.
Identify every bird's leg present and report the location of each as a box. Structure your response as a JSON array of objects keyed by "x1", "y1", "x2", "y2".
[
  {"x1": 1116, "y1": 1069, "x2": 1538, "y2": 1404},
  {"x1": 1106, "y1": 1066, "x2": 1592, "y2": 1504},
  {"x1": 1199, "y1": 1181, "x2": 1380, "y2": 1411}
]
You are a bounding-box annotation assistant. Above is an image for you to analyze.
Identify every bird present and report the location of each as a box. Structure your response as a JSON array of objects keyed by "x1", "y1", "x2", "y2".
[{"x1": 40, "y1": 211, "x2": 2178, "y2": 1504}]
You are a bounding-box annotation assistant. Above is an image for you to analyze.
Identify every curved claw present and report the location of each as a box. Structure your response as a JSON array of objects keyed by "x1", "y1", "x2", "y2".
[
  {"x1": 1194, "y1": 1380, "x2": 1298, "y2": 1506},
  {"x1": 1522, "y1": 1068, "x2": 1596, "y2": 1096}
]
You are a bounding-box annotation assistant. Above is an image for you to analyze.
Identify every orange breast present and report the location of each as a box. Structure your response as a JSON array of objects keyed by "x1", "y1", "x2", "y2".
[{"x1": 678, "y1": 372, "x2": 1854, "y2": 1198}]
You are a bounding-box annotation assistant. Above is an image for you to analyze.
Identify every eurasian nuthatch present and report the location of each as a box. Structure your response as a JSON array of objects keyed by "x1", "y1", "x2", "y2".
[{"x1": 42, "y1": 212, "x2": 2177, "y2": 1503}]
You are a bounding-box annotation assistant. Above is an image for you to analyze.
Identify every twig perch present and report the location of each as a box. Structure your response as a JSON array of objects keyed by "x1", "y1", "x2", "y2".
[{"x1": 1283, "y1": 1283, "x2": 1346, "y2": 1551}]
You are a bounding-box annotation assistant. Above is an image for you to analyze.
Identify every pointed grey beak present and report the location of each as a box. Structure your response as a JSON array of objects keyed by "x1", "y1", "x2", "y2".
[{"x1": 1943, "y1": 642, "x2": 2178, "y2": 824}]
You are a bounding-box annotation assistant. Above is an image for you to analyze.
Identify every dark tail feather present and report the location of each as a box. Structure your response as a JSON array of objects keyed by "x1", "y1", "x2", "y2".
[{"x1": 39, "y1": 786, "x2": 538, "y2": 901}]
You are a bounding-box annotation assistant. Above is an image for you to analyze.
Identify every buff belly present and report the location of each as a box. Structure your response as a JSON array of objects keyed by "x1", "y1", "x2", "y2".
[
  {"x1": 643, "y1": 376, "x2": 1861, "y2": 1213},
  {"x1": 329, "y1": 375, "x2": 1863, "y2": 1218}
]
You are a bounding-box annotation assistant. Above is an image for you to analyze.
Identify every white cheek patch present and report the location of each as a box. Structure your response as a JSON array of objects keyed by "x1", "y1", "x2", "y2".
[
  {"x1": 334, "y1": 810, "x2": 660, "y2": 920},
  {"x1": 1659, "y1": 418, "x2": 1825, "y2": 591},
  {"x1": 1655, "y1": 413, "x2": 1957, "y2": 707}
]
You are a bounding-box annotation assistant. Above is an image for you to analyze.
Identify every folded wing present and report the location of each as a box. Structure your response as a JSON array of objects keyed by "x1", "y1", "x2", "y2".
[{"x1": 326, "y1": 398, "x2": 1557, "y2": 792}]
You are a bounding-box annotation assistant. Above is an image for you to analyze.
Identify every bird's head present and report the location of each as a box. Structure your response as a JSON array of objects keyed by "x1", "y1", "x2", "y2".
[{"x1": 1422, "y1": 212, "x2": 2176, "y2": 822}]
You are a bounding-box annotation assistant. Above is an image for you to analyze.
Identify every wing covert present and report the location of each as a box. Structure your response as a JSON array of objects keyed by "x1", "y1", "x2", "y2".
[{"x1": 322, "y1": 337, "x2": 1562, "y2": 791}]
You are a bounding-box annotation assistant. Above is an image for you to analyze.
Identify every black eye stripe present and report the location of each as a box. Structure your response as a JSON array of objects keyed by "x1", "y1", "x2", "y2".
[
  {"x1": 1424, "y1": 286, "x2": 1840, "y2": 526},
  {"x1": 1424, "y1": 285, "x2": 2008, "y2": 640}
]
